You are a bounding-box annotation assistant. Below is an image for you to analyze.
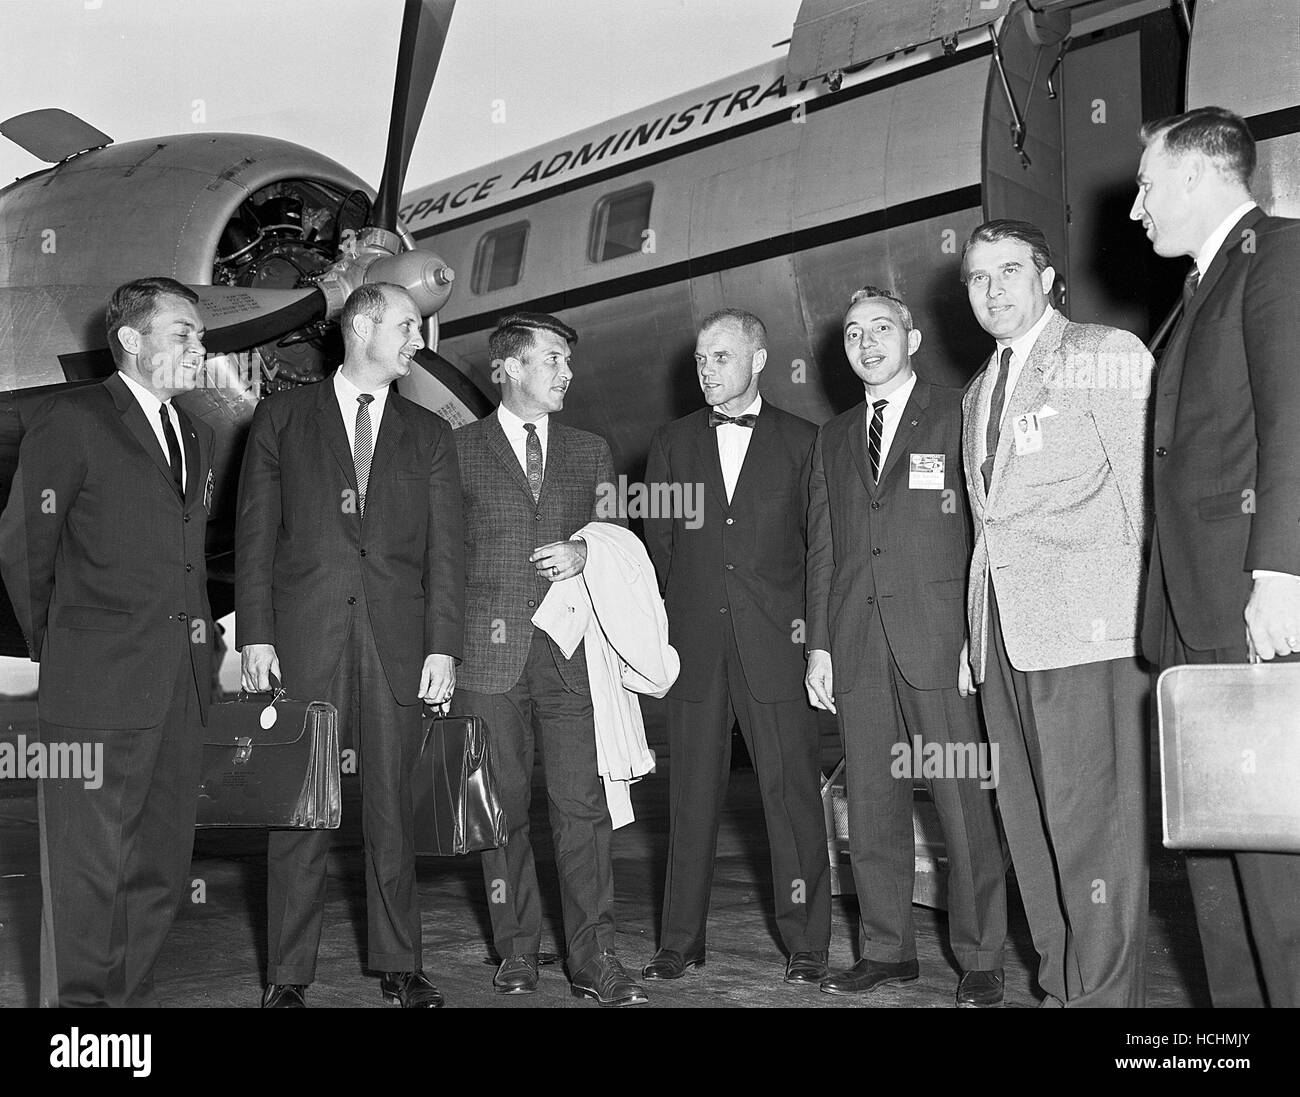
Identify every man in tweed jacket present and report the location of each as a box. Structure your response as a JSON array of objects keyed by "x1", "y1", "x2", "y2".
[
  {"x1": 960, "y1": 220, "x2": 1152, "y2": 1007},
  {"x1": 449, "y1": 312, "x2": 645, "y2": 1006}
]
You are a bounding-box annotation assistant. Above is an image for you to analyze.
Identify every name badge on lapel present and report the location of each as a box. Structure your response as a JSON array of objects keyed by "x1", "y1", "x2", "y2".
[
  {"x1": 204, "y1": 469, "x2": 215, "y2": 511},
  {"x1": 1013, "y1": 405, "x2": 1056, "y2": 456},
  {"x1": 908, "y1": 453, "x2": 945, "y2": 490}
]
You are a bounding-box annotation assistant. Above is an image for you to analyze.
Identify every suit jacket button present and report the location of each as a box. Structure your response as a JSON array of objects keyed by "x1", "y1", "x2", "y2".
[
  {"x1": 535, "y1": 513, "x2": 542, "y2": 521},
  {"x1": 866, "y1": 596, "x2": 875, "y2": 605},
  {"x1": 177, "y1": 612, "x2": 188, "y2": 622},
  {"x1": 1155, "y1": 446, "x2": 1168, "y2": 458},
  {"x1": 185, "y1": 563, "x2": 193, "y2": 572},
  {"x1": 183, "y1": 514, "x2": 191, "y2": 523},
  {"x1": 360, "y1": 548, "x2": 367, "y2": 557},
  {"x1": 725, "y1": 563, "x2": 735, "y2": 570},
  {"x1": 725, "y1": 517, "x2": 734, "y2": 525},
  {"x1": 527, "y1": 599, "x2": 536, "y2": 608},
  {"x1": 347, "y1": 596, "x2": 357, "y2": 605},
  {"x1": 871, "y1": 547, "x2": 881, "y2": 556},
  {"x1": 870, "y1": 501, "x2": 880, "y2": 510},
  {"x1": 719, "y1": 607, "x2": 728, "y2": 614}
]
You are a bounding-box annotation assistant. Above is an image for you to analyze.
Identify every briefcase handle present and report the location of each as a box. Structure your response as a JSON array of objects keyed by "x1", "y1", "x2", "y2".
[{"x1": 237, "y1": 671, "x2": 286, "y2": 706}]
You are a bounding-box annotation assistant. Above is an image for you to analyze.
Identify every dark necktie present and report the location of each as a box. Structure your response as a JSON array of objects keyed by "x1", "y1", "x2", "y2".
[
  {"x1": 354, "y1": 393, "x2": 374, "y2": 515},
  {"x1": 524, "y1": 422, "x2": 543, "y2": 502},
  {"x1": 981, "y1": 346, "x2": 1014, "y2": 494},
  {"x1": 1182, "y1": 265, "x2": 1200, "y2": 309},
  {"x1": 709, "y1": 410, "x2": 757, "y2": 428},
  {"x1": 867, "y1": 398, "x2": 889, "y2": 482},
  {"x1": 159, "y1": 403, "x2": 183, "y2": 495}
]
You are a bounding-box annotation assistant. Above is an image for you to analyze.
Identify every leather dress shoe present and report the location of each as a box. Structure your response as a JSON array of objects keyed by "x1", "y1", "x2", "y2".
[
  {"x1": 494, "y1": 954, "x2": 539, "y2": 994},
  {"x1": 380, "y1": 970, "x2": 444, "y2": 1008},
  {"x1": 956, "y1": 967, "x2": 1004, "y2": 1007},
  {"x1": 820, "y1": 957, "x2": 919, "y2": 996},
  {"x1": 642, "y1": 948, "x2": 705, "y2": 980},
  {"x1": 784, "y1": 950, "x2": 829, "y2": 984},
  {"x1": 569, "y1": 951, "x2": 649, "y2": 1006},
  {"x1": 262, "y1": 983, "x2": 307, "y2": 1008}
]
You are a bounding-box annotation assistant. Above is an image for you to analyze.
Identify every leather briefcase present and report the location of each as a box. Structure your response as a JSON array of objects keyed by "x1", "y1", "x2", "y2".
[
  {"x1": 1157, "y1": 663, "x2": 1300, "y2": 852},
  {"x1": 413, "y1": 712, "x2": 507, "y2": 855},
  {"x1": 197, "y1": 677, "x2": 341, "y2": 829}
]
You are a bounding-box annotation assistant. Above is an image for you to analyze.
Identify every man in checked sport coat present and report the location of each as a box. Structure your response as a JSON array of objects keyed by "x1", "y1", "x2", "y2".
[
  {"x1": 0, "y1": 277, "x2": 214, "y2": 1007},
  {"x1": 1132, "y1": 106, "x2": 1300, "y2": 1008},
  {"x1": 805, "y1": 287, "x2": 1007, "y2": 1006},
  {"x1": 449, "y1": 312, "x2": 646, "y2": 1006},
  {"x1": 237, "y1": 283, "x2": 465, "y2": 1009},
  {"x1": 642, "y1": 308, "x2": 831, "y2": 987},
  {"x1": 960, "y1": 220, "x2": 1153, "y2": 1007}
]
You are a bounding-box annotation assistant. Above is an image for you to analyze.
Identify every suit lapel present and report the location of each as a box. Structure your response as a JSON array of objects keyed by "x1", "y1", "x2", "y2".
[
  {"x1": 693, "y1": 413, "x2": 729, "y2": 510},
  {"x1": 316, "y1": 375, "x2": 357, "y2": 493},
  {"x1": 730, "y1": 410, "x2": 780, "y2": 509},
  {"x1": 368, "y1": 393, "x2": 407, "y2": 490},
  {"x1": 876, "y1": 381, "x2": 930, "y2": 490},
  {"x1": 848, "y1": 403, "x2": 875, "y2": 496},
  {"x1": 485, "y1": 413, "x2": 536, "y2": 502},
  {"x1": 175, "y1": 404, "x2": 202, "y2": 507},
  {"x1": 106, "y1": 373, "x2": 182, "y2": 498},
  {"x1": 963, "y1": 375, "x2": 987, "y2": 510},
  {"x1": 542, "y1": 420, "x2": 566, "y2": 501}
]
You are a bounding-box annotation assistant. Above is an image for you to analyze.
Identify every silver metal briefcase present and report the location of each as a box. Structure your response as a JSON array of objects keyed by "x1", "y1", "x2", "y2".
[{"x1": 1157, "y1": 663, "x2": 1300, "y2": 852}]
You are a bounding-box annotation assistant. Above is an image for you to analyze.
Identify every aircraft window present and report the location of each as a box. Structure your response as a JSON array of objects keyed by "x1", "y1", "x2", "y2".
[
  {"x1": 589, "y1": 184, "x2": 654, "y2": 262},
  {"x1": 472, "y1": 221, "x2": 529, "y2": 293}
]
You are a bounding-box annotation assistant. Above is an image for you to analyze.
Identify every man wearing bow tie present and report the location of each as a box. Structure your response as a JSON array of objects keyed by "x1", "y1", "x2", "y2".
[
  {"x1": 1133, "y1": 106, "x2": 1300, "y2": 1007},
  {"x1": 960, "y1": 220, "x2": 1153, "y2": 1007},
  {"x1": 642, "y1": 309, "x2": 831, "y2": 986}
]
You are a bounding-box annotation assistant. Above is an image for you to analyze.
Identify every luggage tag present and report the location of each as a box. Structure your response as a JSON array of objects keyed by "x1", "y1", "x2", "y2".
[
  {"x1": 1013, "y1": 406, "x2": 1057, "y2": 456},
  {"x1": 908, "y1": 453, "x2": 945, "y2": 490},
  {"x1": 257, "y1": 673, "x2": 286, "y2": 729}
]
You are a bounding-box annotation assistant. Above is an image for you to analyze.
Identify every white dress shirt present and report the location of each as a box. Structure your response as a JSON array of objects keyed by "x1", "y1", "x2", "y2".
[
  {"x1": 1195, "y1": 200, "x2": 1257, "y2": 281},
  {"x1": 715, "y1": 394, "x2": 762, "y2": 503},
  {"x1": 980, "y1": 304, "x2": 1058, "y2": 444},
  {"x1": 866, "y1": 371, "x2": 918, "y2": 471},
  {"x1": 333, "y1": 369, "x2": 390, "y2": 452},
  {"x1": 118, "y1": 370, "x2": 186, "y2": 491},
  {"x1": 497, "y1": 401, "x2": 549, "y2": 474}
]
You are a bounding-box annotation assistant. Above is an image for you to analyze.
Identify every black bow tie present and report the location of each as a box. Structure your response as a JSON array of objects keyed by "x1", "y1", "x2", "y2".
[{"x1": 709, "y1": 410, "x2": 757, "y2": 428}]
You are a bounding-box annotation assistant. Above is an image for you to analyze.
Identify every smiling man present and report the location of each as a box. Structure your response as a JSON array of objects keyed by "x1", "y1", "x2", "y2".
[
  {"x1": 237, "y1": 282, "x2": 465, "y2": 1008},
  {"x1": 0, "y1": 277, "x2": 214, "y2": 1006},
  {"x1": 642, "y1": 308, "x2": 831, "y2": 989},
  {"x1": 959, "y1": 220, "x2": 1153, "y2": 1007},
  {"x1": 804, "y1": 286, "x2": 1006, "y2": 1005},
  {"x1": 1132, "y1": 106, "x2": 1300, "y2": 1008},
  {"x1": 449, "y1": 312, "x2": 645, "y2": 1005}
]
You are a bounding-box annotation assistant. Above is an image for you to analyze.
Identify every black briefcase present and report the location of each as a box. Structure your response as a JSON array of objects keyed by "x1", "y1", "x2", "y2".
[
  {"x1": 1157, "y1": 663, "x2": 1300, "y2": 852},
  {"x1": 413, "y1": 712, "x2": 507, "y2": 855},
  {"x1": 197, "y1": 677, "x2": 341, "y2": 829}
]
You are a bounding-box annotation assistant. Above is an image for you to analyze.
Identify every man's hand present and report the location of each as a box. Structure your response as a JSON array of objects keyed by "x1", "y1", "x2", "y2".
[
  {"x1": 531, "y1": 538, "x2": 587, "y2": 582},
  {"x1": 958, "y1": 639, "x2": 978, "y2": 698},
  {"x1": 805, "y1": 649, "x2": 836, "y2": 714},
  {"x1": 1245, "y1": 575, "x2": 1300, "y2": 660},
  {"x1": 241, "y1": 643, "x2": 281, "y2": 693},
  {"x1": 419, "y1": 653, "x2": 456, "y2": 706}
]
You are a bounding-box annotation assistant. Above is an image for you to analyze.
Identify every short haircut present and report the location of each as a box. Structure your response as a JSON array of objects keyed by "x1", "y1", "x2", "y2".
[
  {"x1": 1140, "y1": 106, "x2": 1256, "y2": 187},
  {"x1": 340, "y1": 282, "x2": 406, "y2": 338},
  {"x1": 847, "y1": 285, "x2": 913, "y2": 331},
  {"x1": 699, "y1": 308, "x2": 768, "y2": 352},
  {"x1": 961, "y1": 219, "x2": 1053, "y2": 280},
  {"x1": 105, "y1": 277, "x2": 199, "y2": 364},
  {"x1": 488, "y1": 311, "x2": 578, "y2": 365}
]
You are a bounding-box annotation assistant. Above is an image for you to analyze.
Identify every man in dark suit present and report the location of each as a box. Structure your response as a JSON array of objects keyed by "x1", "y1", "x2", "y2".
[
  {"x1": 0, "y1": 277, "x2": 213, "y2": 1007},
  {"x1": 960, "y1": 220, "x2": 1153, "y2": 1007},
  {"x1": 237, "y1": 283, "x2": 465, "y2": 1009},
  {"x1": 641, "y1": 308, "x2": 831, "y2": 986},
  {"x1": 805, "y1": 287, "x2": 1007, "y2": 1005},
  {"x1": 1133, "y1": 106, "x2": 1300, "y2": 1008},
  {"x1": 449, "y1": 312, "x2": 645, "y2": 1006}
]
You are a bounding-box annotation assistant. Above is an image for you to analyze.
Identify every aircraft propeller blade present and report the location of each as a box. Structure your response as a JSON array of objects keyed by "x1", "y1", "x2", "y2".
[
  {"x1": 372, "y1": 0, "x2": 457, "y2": 233},
  {"x1": 188, "y1": 285, "x2": 326, "y2": 354}
]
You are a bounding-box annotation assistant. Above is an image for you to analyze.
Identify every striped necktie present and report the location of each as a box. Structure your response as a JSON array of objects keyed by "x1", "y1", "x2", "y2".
[
  {"x1": 354, "y1": 393, "x2": 374, "y2": 515},
  {"x1": 868, "y1": 398, "x2": 888, "y2": 482}
]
